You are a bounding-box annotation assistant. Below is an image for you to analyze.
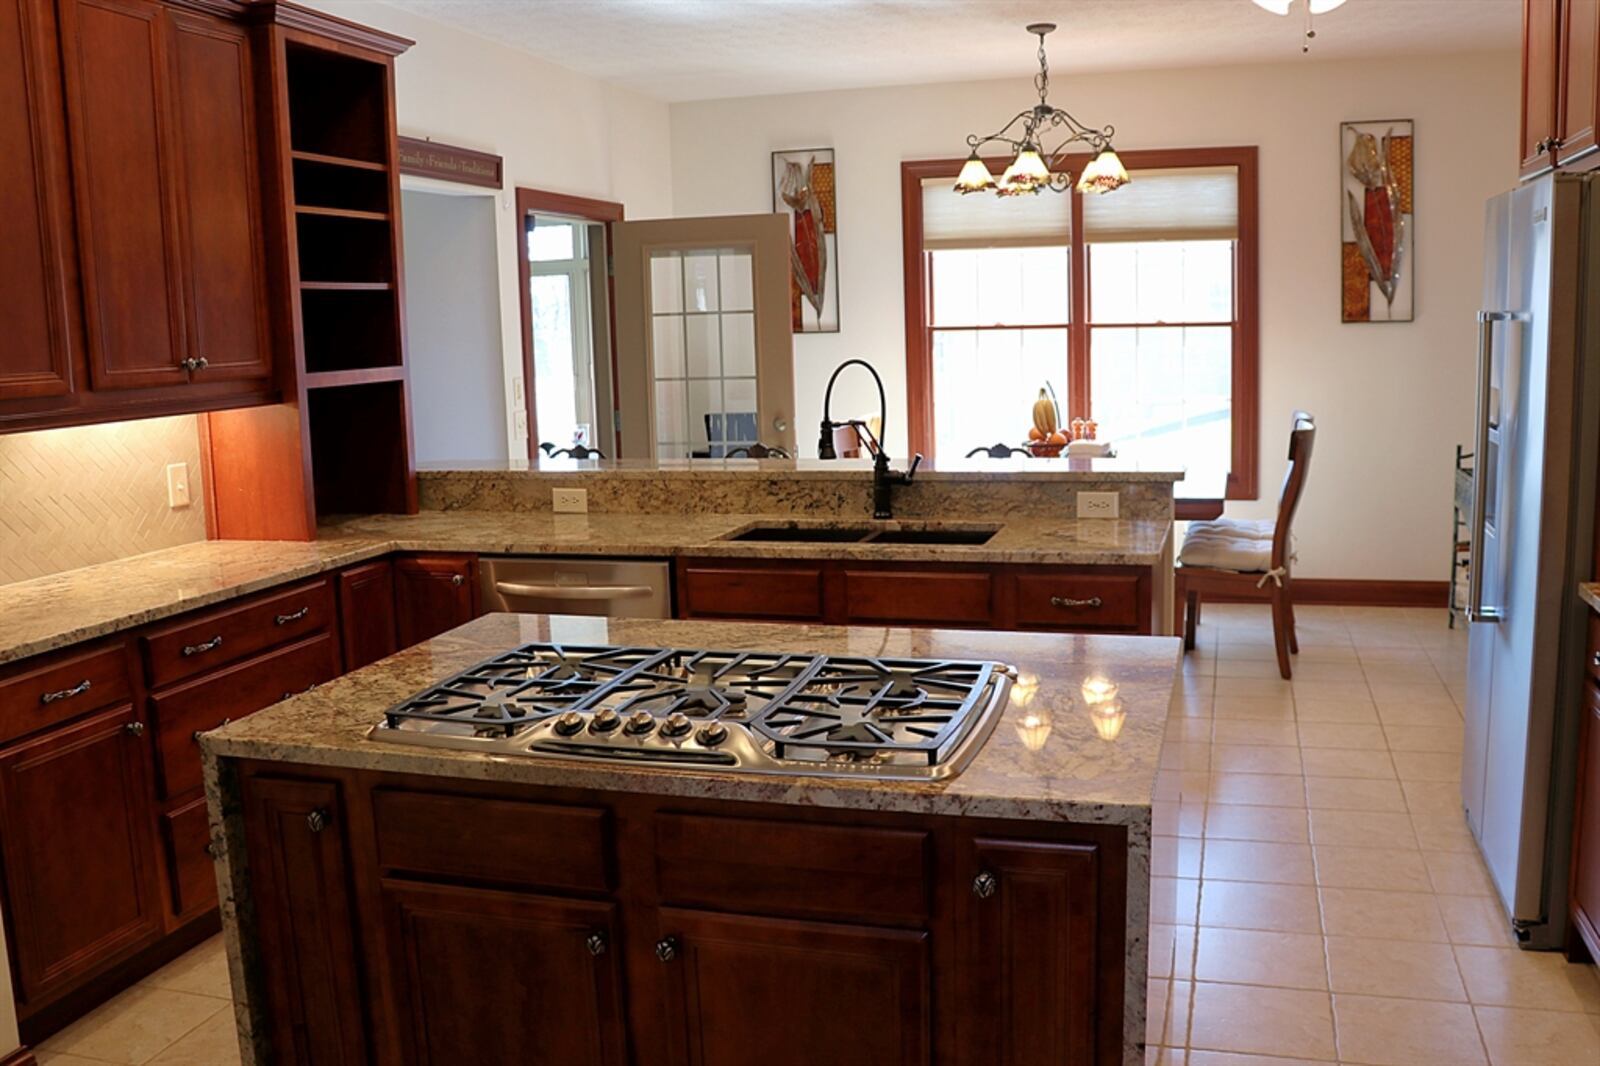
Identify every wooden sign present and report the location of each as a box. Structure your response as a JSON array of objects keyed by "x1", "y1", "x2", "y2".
[{"x1": 397, "y1": 137, "x2": 502, "y2": 189}]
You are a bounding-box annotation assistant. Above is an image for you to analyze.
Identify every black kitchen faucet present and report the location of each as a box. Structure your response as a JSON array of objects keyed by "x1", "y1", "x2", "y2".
[{"x1": 816, "y1": 358, "x2": 922, "y2": 520}]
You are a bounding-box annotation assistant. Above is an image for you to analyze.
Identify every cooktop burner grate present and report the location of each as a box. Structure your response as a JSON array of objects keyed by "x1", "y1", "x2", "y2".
[{"x1": 373, "y1": 642, "x2": 1015, "y2": 778}]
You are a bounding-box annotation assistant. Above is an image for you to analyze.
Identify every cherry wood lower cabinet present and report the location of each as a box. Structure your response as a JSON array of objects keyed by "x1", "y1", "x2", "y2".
[
  {"x1": 338, "y1": 559, "x2": 399, "y2": 671},
  {"x1": 676, "y1": 556, "x2": 1155, "y2": 634},
  {"x1": 393, "y1": 554, "x2": 478, "y2": 647},
  {"x1": 231, "y1": 764, "x2": 1130, "y2": 1066}
]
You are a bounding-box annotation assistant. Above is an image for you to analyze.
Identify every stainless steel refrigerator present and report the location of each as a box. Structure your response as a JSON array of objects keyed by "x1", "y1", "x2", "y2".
[{"x1": 1463, "y1": 172, "x2": 1600, "y2": 950}]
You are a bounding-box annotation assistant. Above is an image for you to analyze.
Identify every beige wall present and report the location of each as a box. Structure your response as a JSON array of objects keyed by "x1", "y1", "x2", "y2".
[
  {"x1": 667, "y1": 51, "x2": 1521, "y2": 582},
  {"x1": 308, "y1": 1, "x2": 675, "y2": 455},
  {"x1": 0, "y1": 415, "x2": 207, "y2": 583}
]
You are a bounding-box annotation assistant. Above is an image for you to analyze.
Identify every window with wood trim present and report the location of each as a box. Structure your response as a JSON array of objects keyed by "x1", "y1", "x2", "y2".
[{"x1": 902, "y1": 147, "x2": 1259, "y2": 506}]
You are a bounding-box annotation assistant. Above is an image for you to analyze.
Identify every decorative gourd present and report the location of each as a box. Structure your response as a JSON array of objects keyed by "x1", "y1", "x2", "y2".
[{"x1": 1032, "y1": 388, "x2": 1058, "y2": 438}]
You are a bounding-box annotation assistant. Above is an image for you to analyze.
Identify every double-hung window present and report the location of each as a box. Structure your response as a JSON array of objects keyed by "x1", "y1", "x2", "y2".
[{"x1": 905, "y1": 147, "x2": 1258, "y2": 510}]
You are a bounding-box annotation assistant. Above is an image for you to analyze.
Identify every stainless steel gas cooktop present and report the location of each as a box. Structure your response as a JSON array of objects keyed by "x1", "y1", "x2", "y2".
[{"x1": 367, "y1": 643, "x2": 1016, "y2": 781}]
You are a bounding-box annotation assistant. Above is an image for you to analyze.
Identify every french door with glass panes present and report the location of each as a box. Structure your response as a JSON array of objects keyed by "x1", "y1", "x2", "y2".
[{"x1": 611, "y1": 214, "x2": 795, "y2": 459}]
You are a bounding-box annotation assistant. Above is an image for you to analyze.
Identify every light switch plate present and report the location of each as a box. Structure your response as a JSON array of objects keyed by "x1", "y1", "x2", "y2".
[
  {"x1": 553, "y1": 488, "x2": 588, "y2": 514},
  {"x1": 1076, "y1": 491, "x2": 1119, "y2": 519},
  {"x1": 166, "y1": 462, "x2": 191, "y2": 509}
]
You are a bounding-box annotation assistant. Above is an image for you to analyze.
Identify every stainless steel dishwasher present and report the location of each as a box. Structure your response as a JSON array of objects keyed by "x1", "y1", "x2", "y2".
[{"x1": 478, "y1": 557, "x2": 672, "y2": 619}]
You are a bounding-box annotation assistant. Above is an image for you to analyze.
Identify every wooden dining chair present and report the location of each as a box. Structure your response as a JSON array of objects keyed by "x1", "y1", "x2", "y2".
[{"x1": 1174, "y1": 411, "x2": 1316, "y2": 679}]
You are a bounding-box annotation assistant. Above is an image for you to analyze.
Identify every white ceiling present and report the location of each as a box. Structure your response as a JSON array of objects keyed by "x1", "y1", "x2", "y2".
[{"x1": 383, "y1": 0, "x2": 1520, "y2": 102}]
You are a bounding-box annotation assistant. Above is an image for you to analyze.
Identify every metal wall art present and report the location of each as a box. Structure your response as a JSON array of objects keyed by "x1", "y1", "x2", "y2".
[
  {"x1": 772, "y1": 148, "x2": 840, "y2": 333},
  {"x1": 1341, "y1": 119, "x2": 1414, "y2": 322}
]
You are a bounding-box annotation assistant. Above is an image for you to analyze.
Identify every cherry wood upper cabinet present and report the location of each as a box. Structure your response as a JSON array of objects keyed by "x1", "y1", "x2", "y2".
[
  {"x1": 0, "y1": 0, "x2": 79, "y2": 403},
  {"x1": 58, "y1": 0, "x2": 187, "y2": 390},
  {"x1": 1558, "y1": 0, "x2": 1600, "y2": 167},
  {"x1": 58, "y1": 0, "x2": 270, "y2": 392},
  {"x1": 166, "y1": 9, "x2": 271, "y2": 383}
]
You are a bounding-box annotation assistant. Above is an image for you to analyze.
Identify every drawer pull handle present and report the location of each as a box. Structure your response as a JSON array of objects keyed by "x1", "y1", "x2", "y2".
[
  {"x1": 972, "y1": 870, "x2": 999, "y2": 899},
  {"x1": 1049, "y1": 595, "x2": 1103, "y2": 609},
  {"x1": 585, "y1": 932, "x2": 608, "y2": 957},
  {"x1": 1591, "y1": 651, "x2": 1600, "y2": 669},
  {"x1": 654, "y1": 936, "x2": 679, "y2": 963},
  {"x1": 306, "y1": 808, "x2": 330, "y2": 834},
  {"x1": 182, "y1": 635, "x2": 224, "y2": 657},
  {"x1": 192, "y1": 718, "x2": 232, "y2": 743},
  {"x1": 274, "y1": 606, "x2": 310, "y2": 626},
  {"x1": 40, "y1": 679, "x2": 92, "y2": 705},
  {"x1": 125, "y1": 721, "x2": 145, "y2": 737}
]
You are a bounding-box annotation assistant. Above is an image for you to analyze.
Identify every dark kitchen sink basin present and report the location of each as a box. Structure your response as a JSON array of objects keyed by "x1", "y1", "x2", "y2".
[
  {"x1": 727, "y1": 525, "x2": 874, "y2": 543},
  {"x1": 724, "y1": 524, "x2": 999, "y2": 546},
  {"x1": 868, "y1": 528, "x2": 998, "y2": 546}
]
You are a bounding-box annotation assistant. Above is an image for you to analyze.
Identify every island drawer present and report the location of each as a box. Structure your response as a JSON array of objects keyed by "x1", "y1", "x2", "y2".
[
  {"x1": 161, "y1": 797, "x2": 217, "y2": 918},
  {"x1": 840, "y1": 569, "x2": 994, "y2": 626},
  {"x1": 142, "y1": 578, "x2": 336, "y2": 690},
  {"x1": 1012, "y1": 572, "x2": 1143, "y2": 631},
  {"x1": 150, "y1": 633, "x2": 339, "y2": 799},
  {"x1": 372, "y1": 790, "x2": 612, "y2": 893},
  {"x1": 0, "y1": 641, "x2": 132, "y2": 744},
  {"x1": 677, "y1": 564, "x2": 824, "y2": 621},
  {"x1": 654, "y1": 813, "x2": 931, "y2": 925}
]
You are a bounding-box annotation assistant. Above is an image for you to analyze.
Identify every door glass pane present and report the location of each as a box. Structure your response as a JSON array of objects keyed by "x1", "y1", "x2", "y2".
[
  {"x1": 1090, "y1": 325, "x2": 1232, "y2": 497},
  {"x1": 648, "y1": 249, "x2": 760, "y2": 459},
  {"x1": 528, "y1": 221, "x2": 575, "y2": 262}
]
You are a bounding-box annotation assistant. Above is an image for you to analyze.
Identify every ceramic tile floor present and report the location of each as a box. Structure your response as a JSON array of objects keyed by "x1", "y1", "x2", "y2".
[
  {"x1": 35, "y1": 935, "x2": 237, "y2": 1066},
  {"x1": 1148, "y1": 604, "x2": 1600, "y2": 1066},
  {"x1": 26, "y1": 606, "x2": 1600, "y2": 1066}
]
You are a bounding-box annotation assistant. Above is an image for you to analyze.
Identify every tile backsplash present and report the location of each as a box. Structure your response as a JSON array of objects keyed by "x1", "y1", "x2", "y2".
[{"x1": 0, "y1": 415, "x2": 208, "y2": 584}]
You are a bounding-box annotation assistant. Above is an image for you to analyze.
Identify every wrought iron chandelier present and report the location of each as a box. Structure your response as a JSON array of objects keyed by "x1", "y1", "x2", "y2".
[{"x1": 954, "y1": 23, "x2": 1129, "y2": 198}]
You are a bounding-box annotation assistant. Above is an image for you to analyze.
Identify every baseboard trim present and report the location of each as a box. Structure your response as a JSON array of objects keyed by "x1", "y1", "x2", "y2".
[
  {"x1": 1, "y1": 1047, "x2": 39, "y2": 1066},
  {"x1": 1203, "y1": 579, "x2": 1448, "y2": 608}
]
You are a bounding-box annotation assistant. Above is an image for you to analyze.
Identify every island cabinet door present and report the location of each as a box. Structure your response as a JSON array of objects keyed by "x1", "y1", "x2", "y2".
[
  {"x1": 958, "y1": 837, "x2": 1103, "y2": 1066},
  {"x1": 393, "y1": 554, "x2": 478, "y2": 648},
  {"x1": 650, "y1": 907, "x2": 931, "y2": 1066},
  {"x1": 379, "y1": 881, "x2": 627, "y2": 1066},
  {"x1": 240, "y1": 776, "x2": 369, "y2": 1066},
  {"x1": 0, "y1": 704, "x2": 162, "y2": 1007}
]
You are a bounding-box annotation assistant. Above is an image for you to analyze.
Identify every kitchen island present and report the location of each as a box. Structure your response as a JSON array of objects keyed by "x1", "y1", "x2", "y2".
[{"x1": 200, "y1": 613, "x2": 1177, "y2": 1066}]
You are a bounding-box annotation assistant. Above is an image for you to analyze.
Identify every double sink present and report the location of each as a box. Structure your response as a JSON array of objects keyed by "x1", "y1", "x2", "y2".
[{"x1": 723, "y1": 522, "x2": 1000, "y2": 546}]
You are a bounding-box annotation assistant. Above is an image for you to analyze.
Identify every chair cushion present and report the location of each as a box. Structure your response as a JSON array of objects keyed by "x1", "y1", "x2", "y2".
[{"x1": 1179, "y1": 518, "x2": 1284, "y2": 572}]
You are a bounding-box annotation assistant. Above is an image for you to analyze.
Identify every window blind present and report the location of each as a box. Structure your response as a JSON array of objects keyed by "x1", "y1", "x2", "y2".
[
  {"x1": 1081, "y1": 165, "x2": 1239, "y2": 243},
  {"x1": 921, "y1": 177, "x2": 1072, "y2": 250}
]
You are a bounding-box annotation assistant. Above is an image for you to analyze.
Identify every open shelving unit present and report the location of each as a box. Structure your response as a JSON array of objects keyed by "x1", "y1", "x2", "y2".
[{"x1": 282, "y1": 32, "x2": 414, "y2": 518}]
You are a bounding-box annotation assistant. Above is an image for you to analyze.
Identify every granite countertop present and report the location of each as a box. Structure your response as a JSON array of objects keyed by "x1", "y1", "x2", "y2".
[
  {"x1": 201, "y1": 612, "x2": 1179, "y2": 825},
  {"x1": 0, "y1": 512, "x2": 1171, "y2": 667},
  {"x1": 1581, "y1": 582, "x2": 1600, "y2": 614}
]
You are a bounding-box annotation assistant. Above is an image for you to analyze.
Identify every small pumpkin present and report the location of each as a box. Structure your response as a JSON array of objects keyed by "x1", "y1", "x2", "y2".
[{"x1": 1028, "y1": 426, "x2": 1045, "y2": 442}]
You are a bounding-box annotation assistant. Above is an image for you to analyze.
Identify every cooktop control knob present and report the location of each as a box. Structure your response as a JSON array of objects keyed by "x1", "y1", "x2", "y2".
[
  {"x1": 660, "y1": 712, "x2": 692, "y2": 739},
  {"x1": 696, "y1": 722, "x2": 729, "y2": 747},
  {"x1": 624, "y1": 710, "x2": 656, "y2": 736},
  {"x1": 553, "y1": 711, "x2": 584, "y2": 736},
  {"x1": 590, "y1": 707, "x2": 620, "y2": 733}
]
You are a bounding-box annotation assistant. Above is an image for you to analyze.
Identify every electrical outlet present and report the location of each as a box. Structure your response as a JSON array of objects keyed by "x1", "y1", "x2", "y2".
[
  {"x1": 1076, "y1": 491, "x2": 1119, "y2": 519},
  {"x1": 166, "y1": 462, "x2": 191, "y2": 509},
  {"x1": 553, "y1": 488, "x2": 588, "y2": 514}
]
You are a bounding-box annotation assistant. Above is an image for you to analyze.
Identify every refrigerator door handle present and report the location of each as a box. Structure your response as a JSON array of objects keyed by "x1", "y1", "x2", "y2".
[{"x1": 1467, "y1": 310, "x2": 1522, "y2": 623}]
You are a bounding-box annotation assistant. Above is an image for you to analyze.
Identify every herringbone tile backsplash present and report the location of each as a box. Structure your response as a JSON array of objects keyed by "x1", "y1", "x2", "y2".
[{"x1": 0, "y1": 415, "x2": 208, "y2": 584}]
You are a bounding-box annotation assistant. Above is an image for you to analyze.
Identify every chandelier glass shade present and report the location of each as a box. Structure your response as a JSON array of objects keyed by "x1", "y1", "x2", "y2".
[{"x1": 954, "y1": 23, "x2": 1128, "y2": 197}]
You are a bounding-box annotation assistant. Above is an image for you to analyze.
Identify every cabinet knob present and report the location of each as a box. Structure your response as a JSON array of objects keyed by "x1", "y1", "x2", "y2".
[
  {"x1": 654, "y1": 936, "x2": 679, "y2": 963},
  {"x1": 124, "y1": 721, "x2": 146, "y2": 738},
  {"x1": 451, "y1": 573, "x2": 465, "y2": 586},
  {"x1": 972, "y1": 870, "x2": 999, "y2": 899},
  {"x1": 180, "y1": 356, "x2": 209, "y2": 373},
  {"x1": 1591, "y1": 650, "x2": 1599, "y2": 669},
  {"x1": 585, "y1": 932, "x2": 608, "y2": 957},
  {"x1": 306, "y1": 808, "x2": 330, "y2": 834},
  {"x1": 204, "y1": 840, "x2": 221, "y2": 860}
]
